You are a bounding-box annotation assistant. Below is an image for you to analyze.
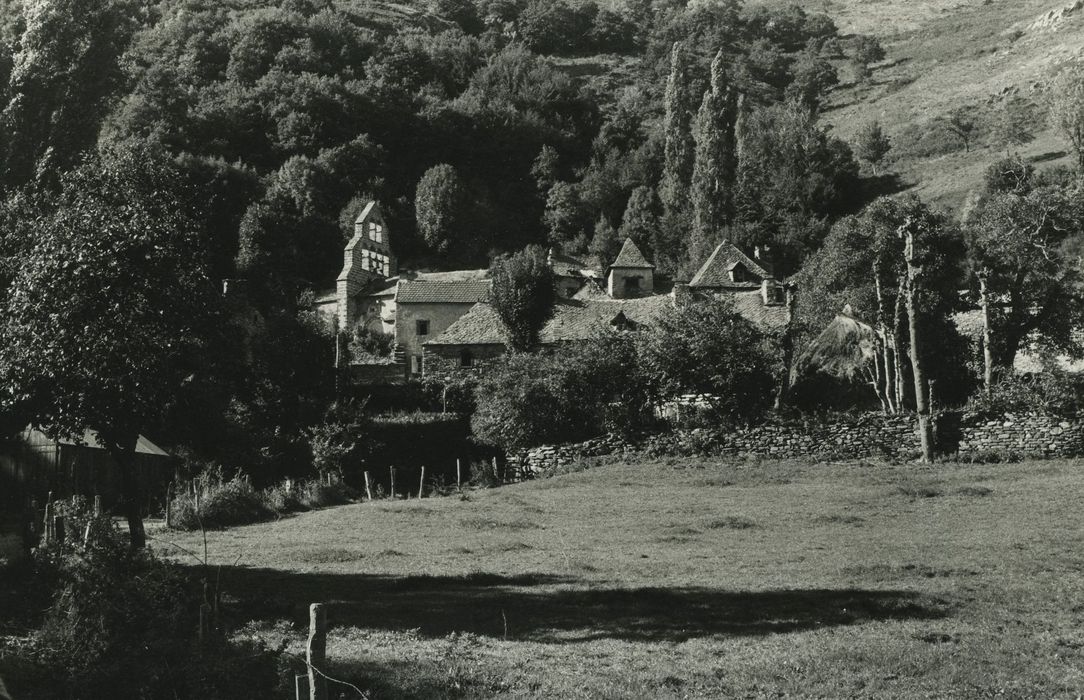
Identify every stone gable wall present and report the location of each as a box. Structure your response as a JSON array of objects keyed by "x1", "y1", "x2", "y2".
[{"x1": 508, "y1": 412, "x2": 1084, "y2": 476}]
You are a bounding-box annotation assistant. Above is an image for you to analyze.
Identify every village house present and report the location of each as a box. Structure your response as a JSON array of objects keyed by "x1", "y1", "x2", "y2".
[{"x1": 316, "y1": 201, "x2": 792, "y2": 382}]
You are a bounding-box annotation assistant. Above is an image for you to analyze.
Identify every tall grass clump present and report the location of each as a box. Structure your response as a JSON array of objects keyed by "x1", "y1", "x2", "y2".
[{"x1": 168, "y1": 468, "x2": 356, "y2": 531}]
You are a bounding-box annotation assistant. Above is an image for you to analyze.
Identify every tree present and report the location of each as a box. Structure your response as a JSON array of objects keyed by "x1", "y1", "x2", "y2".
[
  {"x1": 855, "y1": 121, "x2": 891, "y2": 173},
  {"x1": 1048, "y1": 69, "x2": 1084, "y2": 168},
  {"x1": 659, "y1": 42, "x2": 696, "y2": 211},
  {"x1": 945, "y1": 109, "x2": 978, "y2": 153},
  {"x1": 619, "y1": 185, "x2": 660, "y2": 257},
  {"x1": 0, "y1": 146, "x2": 217, "y2": 548},
  {"x1": 639, "y1": 297, "x2": 777, "y2": 426},
  {"x1": 588, "y1": 216, "x2": 621, "y2": 269},
  {"x1": 691, "y1": 50, "x2": 739, "y2": 239},
  {"x1": 967, "y1": 183, "x2": 1084, "y2": 388},
  {"x1": 543, "y1": 181, "x2": 589, "y2": 246},
  {"x1": 1, "y1": 0, "x2": 137, "y2": 187},
  {"x1": 993, "y1": 96, "x2": 1035, "y2": 150},
  {"x1": 489, "y1": 245, "x2": 556, "y2": 352},
  {"x1": 429, "y1": 0, "x2": 484, "y2": 35},
  {"x1": 785, "y1": 48, "x2": 838, "y2": 111},
  {"x1": 415, "y1": 163, "x2": 469, "y2": 255},
  {"x1": 531, "y1": 145, "x2": 560, "y2": 192}
]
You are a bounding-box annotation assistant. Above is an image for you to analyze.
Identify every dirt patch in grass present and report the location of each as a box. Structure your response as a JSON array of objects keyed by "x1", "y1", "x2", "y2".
[
  {"x1": 955, "y1": 486, "x2": 993, "y2": 497},
  {"x1": 895, "y1": 484, "x2": 944, "y2": 499}
]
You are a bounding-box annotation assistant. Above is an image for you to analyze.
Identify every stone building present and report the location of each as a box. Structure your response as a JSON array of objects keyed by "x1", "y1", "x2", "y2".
[{"x1": 607, "y1": 238, "x2": 654, "y2": 299}]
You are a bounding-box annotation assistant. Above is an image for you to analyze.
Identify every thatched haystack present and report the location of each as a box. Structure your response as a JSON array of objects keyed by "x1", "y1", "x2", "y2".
[{"x1": 797, "y1": 306, "x2": 879, "y2": 379}]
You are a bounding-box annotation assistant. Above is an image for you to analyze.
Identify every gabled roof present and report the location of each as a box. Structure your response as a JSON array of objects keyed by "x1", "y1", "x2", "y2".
[
  {"x1": 24, "y1": 427, "x2": 170, "y2": 457},
  {"x1": 610, "y1": 238, "x2": 654, "y2": 269},
  {"x1": 689, "y1": 241, "x2": 772, "y2": 289},
  {"x1": 396, "y1": 279, "x2": 492, "y2": 304}
]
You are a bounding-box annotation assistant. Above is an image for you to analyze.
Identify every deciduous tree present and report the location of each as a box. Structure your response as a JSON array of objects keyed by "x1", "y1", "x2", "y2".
[
  {"x1": 0, "y1": 146, "x2": 217, "y2": 548},
  {"x1": 489, "y1": 244, "x2": 556, "y2": 352}
]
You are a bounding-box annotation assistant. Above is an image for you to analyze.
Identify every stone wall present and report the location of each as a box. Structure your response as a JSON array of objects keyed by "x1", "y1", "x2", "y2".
[{"x1": 508, "y1": 412, "x2": 1084, "y2": 476}]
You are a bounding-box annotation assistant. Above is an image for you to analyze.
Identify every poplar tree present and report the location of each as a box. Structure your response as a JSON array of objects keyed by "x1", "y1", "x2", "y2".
[
  {"x1": 659, "y1": 42, "x2": 696, "y2": 211},
  {"x1": 691, "y1": 50, "x2": 739, "y2": 239}
]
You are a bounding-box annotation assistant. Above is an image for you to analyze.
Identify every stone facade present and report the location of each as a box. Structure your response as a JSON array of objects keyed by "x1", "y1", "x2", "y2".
[
  {"x1": 397, "y1": 301, "x2": 482, "y2": 375},
  {"x1": 336, "y1": 202, "x2": 396, "y2": 330},
  {"x1": 508, "y1": 412, "x2": 1084, "y2": 475}
]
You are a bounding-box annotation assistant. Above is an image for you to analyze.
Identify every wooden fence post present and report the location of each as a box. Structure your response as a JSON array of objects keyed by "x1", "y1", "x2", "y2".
[
  {"x1": 418, "y1": 466, "x2": 426, "y2": 499},
  {"x1": 456, "y1": 459, "x2": 462, "y2": 490},
  {"x1": 492, "y1": 456, "x2": 500, "y2": 484},
  {"x1": 390, "y1": 467, "x2": 396, "y2": 500},
  {"x1": 363, "y1": 472, "x2": 373, "y2": 501},
  {"x1": 83, "y1": 522, "x2": 92, "y2": 549},
  {"x1": 307, "y1": 603, "x2": 328, "y2": 700},
  {"x1": 43, "y1": 502, "x2": 53, "y2": 545},
  {"x1": 164, "y1": 482, "x2": 172, "y2": 529}
]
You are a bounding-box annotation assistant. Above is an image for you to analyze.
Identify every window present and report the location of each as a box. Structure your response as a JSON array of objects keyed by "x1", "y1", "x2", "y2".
[
  {"x1": 411, "y1": 355, "x2": 422, "y2": 374},
  {"x1": 624, "y1": 276, "x2": 641, "y2": 295},
  {"x1": 460, "y1": 349, "x2": 474, "y2": 368},
  {"x1": 415, "y1": 319, "x2": 430, "y2": 336}
]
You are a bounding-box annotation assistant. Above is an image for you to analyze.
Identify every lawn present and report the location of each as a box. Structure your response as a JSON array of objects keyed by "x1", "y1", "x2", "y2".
[{"x1": 156, "y1": 456, "x2": 1084, "y2": 698}]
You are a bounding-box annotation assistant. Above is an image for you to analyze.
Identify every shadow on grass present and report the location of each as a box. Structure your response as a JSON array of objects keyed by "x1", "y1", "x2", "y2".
[{"x1": 209, "y1": 566, "x2": 951, "y2": 643}]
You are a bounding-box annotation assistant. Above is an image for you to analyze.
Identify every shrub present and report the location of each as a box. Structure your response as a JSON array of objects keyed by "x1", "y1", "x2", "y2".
[
  {"x1": 639, "y1": 297, "x2": 777, "y2": 427},
  {"x1": 471, "y1": 332, "x2": 653, "y2": 451},
  {"x1": 11, "y1": 536, "x2": 284, "y2": 698},
  {"x1": 169, "y1": 468, "x2": 272, "y2": 530},
  {"x1": 968, "y1": 368, "x2": 1084, "y2": 418}
]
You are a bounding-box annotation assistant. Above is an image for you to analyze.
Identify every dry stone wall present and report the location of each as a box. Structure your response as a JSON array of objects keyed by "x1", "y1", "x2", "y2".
[{"x1": 508, "y1": 412, "x2": 1084, "y2": 475}]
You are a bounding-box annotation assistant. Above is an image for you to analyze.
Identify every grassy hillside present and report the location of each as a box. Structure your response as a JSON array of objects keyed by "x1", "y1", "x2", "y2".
[
  {"x1": 804, "y1": 0, "x2": 1084, "y2": 214},
  {"x1": 157, "y1": 456, "x2": 1084, "y2": 698}
]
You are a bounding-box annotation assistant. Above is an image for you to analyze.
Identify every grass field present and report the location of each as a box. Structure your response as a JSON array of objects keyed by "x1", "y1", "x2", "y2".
[{"x1": 157, "y1": 455, "x2": 1084, "y2": 698}]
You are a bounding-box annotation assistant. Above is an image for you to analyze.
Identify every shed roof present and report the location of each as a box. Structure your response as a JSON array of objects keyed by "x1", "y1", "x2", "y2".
[
  {"x1": 689, "y1": 242, "x2": 772, "y2": 289},
  {"x1": 24, "y1": 427, "x2": 170, "y2": 457},
  {"x1": 396, "y1": 279, "x2": 492, "y2": 304},
  {"x1": 610, "y1": 238, "x2": 654, "y2": 269}
]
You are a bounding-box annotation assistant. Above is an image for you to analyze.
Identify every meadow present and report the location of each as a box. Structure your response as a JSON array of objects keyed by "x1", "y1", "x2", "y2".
[{"x1": 157, "y1": 455, "x2": 1084, "y2": 698}]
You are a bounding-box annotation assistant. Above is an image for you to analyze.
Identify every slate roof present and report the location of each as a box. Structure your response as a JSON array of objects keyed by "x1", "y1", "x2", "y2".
[
  {"x1": 426, "y1": 296, "x2": 673, "y2": 346},
  {"x1": 396, "y1": 279, "x2": 491, "y2": 304},
  {"x1": 610, "y1": 238, "x2": 654, "y2": 269},
  {"x1": 550, "y1": 251, "x2": 601, "y2": 278},
  {"x1": 728, "y1": 291, "x2": 790, "y2": 330},
  {"x1": 689, "y1": 242, "x2": 772, "y2": 289}
]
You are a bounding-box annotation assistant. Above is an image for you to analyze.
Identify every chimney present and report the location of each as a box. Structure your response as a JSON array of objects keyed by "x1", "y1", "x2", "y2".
[
  {"x1": 672, "y1": 283, "x2": 692, "y2": 308},
  {"x1": 761, "y1": 279, "x2": 784, "y2": 306}
]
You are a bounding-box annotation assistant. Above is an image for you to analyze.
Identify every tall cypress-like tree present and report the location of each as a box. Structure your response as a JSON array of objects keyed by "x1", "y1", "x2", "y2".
[
  {"x1": 659, "y1": 42, "x2": 695, "y2": 212},
  {"x1": 691, "y1": 50, "x2": 739, "y2": 239}
]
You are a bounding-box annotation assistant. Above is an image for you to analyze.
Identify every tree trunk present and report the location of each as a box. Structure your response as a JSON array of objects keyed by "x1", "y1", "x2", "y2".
[
  {"x1": 112, "y1": 441, "x2": 146, "y2": 549},
  {"x1": 773, "y1": 285, "x2": 797, "y2": 410},
  {"x1": 902, "y1": 235, "x2": 935, "y2": 463},
  {"x1": 978, "y1": 271, "x2": 995, "y2": 395},
  {"x1": 894, "y1": 280, "x2": 909, "y2": 409}
]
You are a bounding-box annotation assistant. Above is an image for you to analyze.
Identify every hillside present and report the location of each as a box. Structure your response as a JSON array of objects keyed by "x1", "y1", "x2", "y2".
[
  {"x1": 807, "y1": 0, "x2": 1084, "y2": 214},
  {"x1": 157, "y1": 456, "x2": 1084, "y2": 698}
]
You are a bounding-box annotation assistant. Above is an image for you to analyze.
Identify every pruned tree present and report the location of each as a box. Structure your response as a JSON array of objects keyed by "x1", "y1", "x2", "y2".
[
  {"x1": 0, "y1": 146, "x2": 217, "y2": 548},
  {"x1": 489, "y1": 244, "x2": 556, "y2": 352}
]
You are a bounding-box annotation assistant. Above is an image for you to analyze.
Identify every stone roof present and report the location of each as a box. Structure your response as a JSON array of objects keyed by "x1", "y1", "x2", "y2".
[
  {"x1": 610, "y1": 238, "x2": 654, "y2": 269},
  {"x1": 550, "y1": 251, "x2": 601, "y2": 278},
  {"x1": 396, "y1": 279, "x2": 492, "y2": 304},
  {"x1": 728, "y1": 291, "x2": 790, "y2": 330},
  {"x1": 689, "y1": 242, "x2": 772, "y2": 289},
  {"x1": 426, "y1": 296, "x2": 673, "y2": 346}
]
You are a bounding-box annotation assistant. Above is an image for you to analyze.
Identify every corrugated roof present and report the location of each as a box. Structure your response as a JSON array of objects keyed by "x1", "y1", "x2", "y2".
[
  {"x1": 689, "y1": 242, "x2": 772, "y2": 289},
  {"x1": 396, "y1": 279, "x2": 492, "y2": 304},
  {"x1": 611, "y1": 238, "x2": 654, "y2": 269}
]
